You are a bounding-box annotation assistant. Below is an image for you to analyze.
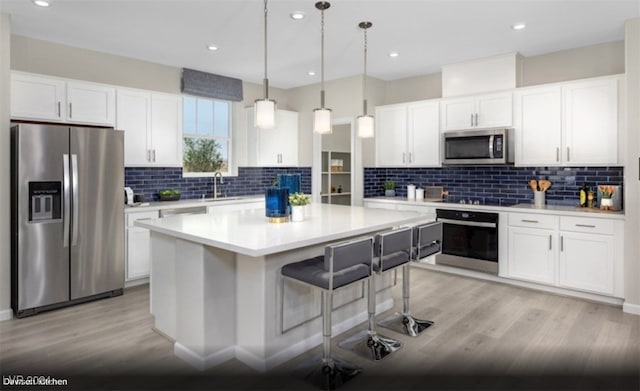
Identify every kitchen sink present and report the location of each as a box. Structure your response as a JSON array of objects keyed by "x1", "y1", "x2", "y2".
[{"x1": 200, "y1": 197, "x2": 243, "y2": 203}]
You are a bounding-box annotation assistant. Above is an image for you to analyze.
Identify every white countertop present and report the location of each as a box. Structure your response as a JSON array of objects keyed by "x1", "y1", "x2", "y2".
[
  {"x1": 135, "y1": 203, "x2": 432, "y2": 257},
  {"x1": 124, "y1": 195, "x2": 264, "y2": 213},
  {"x1": 364, "y1": 196, "x2": 625, "y2": 220}
]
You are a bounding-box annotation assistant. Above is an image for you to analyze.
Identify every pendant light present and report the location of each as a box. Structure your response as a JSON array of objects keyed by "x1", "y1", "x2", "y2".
[
  {"x1": 254, "y1": 0, "x2": 276, "y2": 129},
  {"x1": 313, "y1": 2, "x2": 332, "y2": 134},
  {"x1": 357, "y1": 21, "x2": 374, "y2": 138}
]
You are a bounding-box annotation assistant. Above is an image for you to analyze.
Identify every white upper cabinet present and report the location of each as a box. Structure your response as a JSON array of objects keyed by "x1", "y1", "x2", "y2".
[
  {"x1": 11, "y1": 72, "x2": 66, "y2": 121},
  {"x1": 514, "y1": 76, "x2": 619, "y2": 166},
  {"x1": 11, "y1": 71, "x2": 115, "y2": 126},
  {"x1": 562, "y1": 77, "x2": 618, "y2": 165},
  {"x1": 66, "y1": 81, "x2": 116, "y2": 126},
  {"x1": 376, "y1": 99, "x2": 440, "y2": 167},
  {"x1": 116, "y1": 88, "x2": 182, "y2": 167},
  {"x1": 514, "y1": 85, "x2": 563, "y2": 165},
  {"x1": 440, "y1": 92, "x2": 512, "y2": 132},
  {"x1": 246, "y1": 108, "x2": 299, "y2": 167}
]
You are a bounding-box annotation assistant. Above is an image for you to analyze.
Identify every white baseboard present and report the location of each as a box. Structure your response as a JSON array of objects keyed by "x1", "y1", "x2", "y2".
[
  {"x1": 124, "y1": 277, "x2": 149, "y2": 289},
  {"x1": 174, "y1": 342, "x2": 235, "y2": 371},
  {"x1": 623, "y1": 302, "x2": 640, "y2": 315},
  {"x1": 0, "y1": 309, "x2": 13, "y2": 322}
]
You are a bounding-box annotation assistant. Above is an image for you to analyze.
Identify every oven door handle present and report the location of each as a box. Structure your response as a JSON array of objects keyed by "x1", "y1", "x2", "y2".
[{"x1": 438, "y1": 218, "x2": 497, "y2": 228}]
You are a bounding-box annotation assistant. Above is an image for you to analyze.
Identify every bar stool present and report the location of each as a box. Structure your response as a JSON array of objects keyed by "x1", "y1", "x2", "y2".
[
  {"x1": 338, "y1": 228, "x2": 408, "y2": 361},
  {"x1": 377, "y1": 221, "x2": 441, "y2": 337},
  {"x1": 281, "y1": 236, "x2": 374, "y2": 390}
]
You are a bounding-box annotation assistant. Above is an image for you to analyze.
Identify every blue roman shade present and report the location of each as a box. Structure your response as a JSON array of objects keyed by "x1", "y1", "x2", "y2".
[{"x1": 181, "y1": 68, "x2": 244, "y2": 102}]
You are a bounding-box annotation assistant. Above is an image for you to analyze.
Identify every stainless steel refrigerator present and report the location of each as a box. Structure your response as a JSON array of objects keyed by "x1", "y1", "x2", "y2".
[{"x1": 11, "y1": 123, "x2": 125, "y2": 318}]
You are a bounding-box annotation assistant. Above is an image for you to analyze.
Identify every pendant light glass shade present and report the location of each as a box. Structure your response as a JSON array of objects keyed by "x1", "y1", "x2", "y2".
[
  {"x1": 254, "y1": 0, "x2": 276, "y2": 129},
  {"x1": 313, "y1": 107, "x2": 332, "y2": 134},
  {"x1": 255, "y1": 99, "x2": 276, "y2": 129},
  {"x1": 357, "y1": 114, "x2": 374, "y2": 138},
  {"x1": 357, "y1": 21, "x2": 374, "y2": 138},
  {"x1": 313, "y1": 2, "x2": 332, "y2": 134}
]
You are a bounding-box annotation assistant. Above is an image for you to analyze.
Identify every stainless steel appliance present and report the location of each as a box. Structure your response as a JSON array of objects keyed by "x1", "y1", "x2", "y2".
[
  {"x1": 435, "y1": 209, "x2": 499, "y2": 274},
  {"x1": 442, "y1": 128, "x2": 514, "y2": 165},
  {"x1": 11, "y1": 123, "x2": 125, "y2": 318}
]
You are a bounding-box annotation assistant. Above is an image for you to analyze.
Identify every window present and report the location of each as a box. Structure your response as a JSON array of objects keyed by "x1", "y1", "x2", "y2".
[{"x1": 182, "y1": 96, "x2": 232, "y2": 176}]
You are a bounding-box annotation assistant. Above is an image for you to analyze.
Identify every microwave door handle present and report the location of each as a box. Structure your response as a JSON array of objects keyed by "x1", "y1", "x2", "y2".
[{"x1": 488, "y1": 135, "x2": 495, "y2": 159}]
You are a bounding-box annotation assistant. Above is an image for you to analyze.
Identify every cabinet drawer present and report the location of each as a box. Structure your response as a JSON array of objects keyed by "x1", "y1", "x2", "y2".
[
  {"x1": 560, "y1": 216, "x2": 614, "y2": 235},
  {"x1": 126, "y1": 210, "x2": 159, "y2": 227},
  {"x1": 508, "y1": 213, "x2": 558, "y2": 230}
]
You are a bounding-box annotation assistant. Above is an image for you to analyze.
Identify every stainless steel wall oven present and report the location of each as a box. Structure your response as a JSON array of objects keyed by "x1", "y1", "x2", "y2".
[{"x1": 435, "y1": 209, "x2": 499, "y2": 274}]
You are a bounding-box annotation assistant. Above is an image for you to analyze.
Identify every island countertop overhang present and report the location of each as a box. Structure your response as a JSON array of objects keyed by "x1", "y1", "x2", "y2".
[{"x1": 134, "y1": 203, "x2": 432, "y2": 257}]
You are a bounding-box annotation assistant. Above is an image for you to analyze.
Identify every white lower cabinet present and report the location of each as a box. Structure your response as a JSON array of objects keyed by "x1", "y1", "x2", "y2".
[
  {"x1": 506, "y1": 212, "x2": 621, "y2": 296},
  {"x1": 125, "y1": 210, "x2": 159, "y2": 281},
  {"x1": 508, "y1": 226, "x2": 556, "y2": 285}
]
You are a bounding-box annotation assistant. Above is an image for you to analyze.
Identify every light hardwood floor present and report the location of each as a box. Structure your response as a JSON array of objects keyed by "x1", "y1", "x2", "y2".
[{"x1": 1, "y1": 268, "x2": 638, "y2": 390}]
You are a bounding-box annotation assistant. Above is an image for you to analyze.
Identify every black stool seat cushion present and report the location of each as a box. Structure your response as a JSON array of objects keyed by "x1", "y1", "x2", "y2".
[
  {"x1": 373, "y1": 251, "x2": 410, "y2": 272},
  {"x1": 282, "y1": 256, "x2": 370, "y2": 290}
]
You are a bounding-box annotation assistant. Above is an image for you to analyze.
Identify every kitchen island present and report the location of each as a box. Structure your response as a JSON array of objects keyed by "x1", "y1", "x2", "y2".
[{"x1": 135, "y1": 203, "x2": 431, "y2": 372}]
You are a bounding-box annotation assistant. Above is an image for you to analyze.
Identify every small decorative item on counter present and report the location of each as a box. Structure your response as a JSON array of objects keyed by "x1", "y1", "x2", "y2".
[
  {"x1": 407, "y1": 184, "x2": 416, "y2": 200},
  {"x1": 588, "y1": 190, "x2": 595, "y2": 208},
  {"x1": 158, "y1": 189, "x2": 181, "y2": 201},
  {"x1": 579, "y1": 183, "x2": 588, "y2": 207},
  {"x1": 528, "y1": 179, "x2": 551, "y2": 208},
  {"x1": 599, "y1": 185, "x2": 615, "y2": 210},
  {"x1": 384, "y1": 180, "x2": 396, "y2": 197},
  {"x1": 288, "y1": 192, "x2": 310, "y2": 222},
  {"x1": 415, "y1": 188, "x2": 424, "y2": 201}
]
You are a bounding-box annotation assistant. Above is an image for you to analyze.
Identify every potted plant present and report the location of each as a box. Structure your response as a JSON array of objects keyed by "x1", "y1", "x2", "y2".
[
  {"x1": 384, "y1": 180, "x2": 396, "y2": 197},
  {"x1": 599, "y1": 185, "x2": 615, "y2": 210},
  {"x1": 158, "y1": 189, "x2": 181, "y2": 201},
  {"x1": 288, "y1": 192, "x2": 310, "y2": 222}
]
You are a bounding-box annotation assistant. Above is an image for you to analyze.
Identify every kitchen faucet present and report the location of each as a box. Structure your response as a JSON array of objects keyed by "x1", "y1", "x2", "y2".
[{"x1": 213, "y1": 171, "x2": 224, "y2": 199}]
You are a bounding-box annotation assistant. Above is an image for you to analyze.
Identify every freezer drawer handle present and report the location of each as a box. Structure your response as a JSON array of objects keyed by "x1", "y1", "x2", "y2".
[
  {"x1": 63, "y1": 154, "x2": 70, "y2": 247},
  {"x1": 71, "y1": 154, "x2": 79, "y2": 246}
]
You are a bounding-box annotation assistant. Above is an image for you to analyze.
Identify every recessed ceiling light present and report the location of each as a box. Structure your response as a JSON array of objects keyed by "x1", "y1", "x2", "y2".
[
  {"x1": 207, "y1": 45, "x2": 219, "y2": 51},
  {"x1": 512, "y1": 23, "x2": 526, "y2": 30},
  {"x1": 388, "y1": 52, "x2": 399, "y2": 58},
  {"x1": 33, "y1": 0, "x2": 50, "y2": 7},
  {"x1": 290, "y1": 11, "x2": 305, "y2": 20},
  {"x1": 307, "y1": 71, "x2": 316, "y2": 76}
]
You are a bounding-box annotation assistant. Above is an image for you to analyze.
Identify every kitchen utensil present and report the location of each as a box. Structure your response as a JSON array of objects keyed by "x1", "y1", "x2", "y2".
[
  {"x1": 539, "y1": 180, "x2": 552, "y2": 192},
  {"x1": 528, "y1": 180, "x2": 538, "y2": 192}
]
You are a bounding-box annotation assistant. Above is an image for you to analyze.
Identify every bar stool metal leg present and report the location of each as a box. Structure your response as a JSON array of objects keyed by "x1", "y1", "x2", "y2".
[
  {"x1": 338, "y1": 276, "x2": 402, "y2": 361},
  {"x1": 397, "y1": 264, "x2": 433, "y2": 336}
]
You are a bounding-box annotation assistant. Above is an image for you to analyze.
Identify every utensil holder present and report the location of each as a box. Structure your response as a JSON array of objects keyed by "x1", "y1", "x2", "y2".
[{"x1": 534, "y1": 191, "x2": 545, "y2": 208}]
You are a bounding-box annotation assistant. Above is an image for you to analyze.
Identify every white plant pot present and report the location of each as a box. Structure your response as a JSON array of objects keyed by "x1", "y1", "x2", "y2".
[
  {"x1": 291, "y1": 205, "x2": 305, "y2": 222},
  {"x1": 600, "y1": 198, "x2": 613, "y2": 209}
]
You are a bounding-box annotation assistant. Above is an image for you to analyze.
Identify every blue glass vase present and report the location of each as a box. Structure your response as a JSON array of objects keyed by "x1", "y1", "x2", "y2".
[
  {"x1": 277, "y1": 174, "x2": 301, "y2": 195},
  {"x1": 265, "y1": 188, "x2": 289, "y2": 223}
]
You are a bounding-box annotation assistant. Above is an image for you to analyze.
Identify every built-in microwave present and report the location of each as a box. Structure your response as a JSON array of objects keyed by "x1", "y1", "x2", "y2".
[{"x1": 442, "y1": 128, "x2": 514, "y2": 165}]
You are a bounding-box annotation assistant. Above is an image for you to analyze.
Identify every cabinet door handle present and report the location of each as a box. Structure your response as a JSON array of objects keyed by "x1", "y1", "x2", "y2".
[
  {"x1": 402, "y1": 153, "x2": 406, "y2": 164},
  {"x1": 470, "y1": 114, "x2": 474, "y2": 127},
  {"x1": 575, "y1": 224, "x2": 596, "y2": 228},
  {"x1": 408, "y1": 152, "x2": 412, "y2": 163},
  {"x1": 475, "y1": 113, "x2": 479, "y2": 127},
  {"x1": 152, "y1": 149, "x2": 156, "y2": 162},
  {"x1": 146, "y1": 150, "x2": 151, "y2": 162},
  {"x1": 521, "y1": 219, "x2": 539, "y2": 224},
  {"x1": 69, "y1": 102, "x2": 73, "y2": 118},
  {"x1": 57, "y1": 101, "x2": 61, "y2": 117},
  {"x1": 556, "y1": 147, "x2": 560, "y2": 162},
  {"x1": 549, "y1": 235, "x2": 552, "y2": 250},
  {"x1": 566, "y1": 147, "x2": 570, "y2": 162},
  {"x1": 560, "y1": 236, "x2": 564, "y2": 252}
]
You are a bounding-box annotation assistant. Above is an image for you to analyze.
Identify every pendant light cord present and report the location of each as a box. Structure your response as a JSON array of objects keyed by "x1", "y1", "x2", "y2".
[
  {"x1": 320, "y1": 6, "x2": 325, "y2": 108},
  {"x1": 362, "y1": 23, "x2": 369, "y2": 115},
  {"x1": 263, "y1": 0, "x2": 269, "y2": 99}
]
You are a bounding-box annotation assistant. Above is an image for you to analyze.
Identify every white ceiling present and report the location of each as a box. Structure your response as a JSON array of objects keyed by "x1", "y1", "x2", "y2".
[{"x1": 1, "y1": 0, "x2": 638, "y2": 89}]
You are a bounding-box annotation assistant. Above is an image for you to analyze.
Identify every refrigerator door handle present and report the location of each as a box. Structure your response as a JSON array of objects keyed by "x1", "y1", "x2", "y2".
[
  {"x1": 71, "y1": 154, "x2": 79, "y2": 246},
  {"x1": 63, "y1": 154, "x2": 70, "y2": 247}
]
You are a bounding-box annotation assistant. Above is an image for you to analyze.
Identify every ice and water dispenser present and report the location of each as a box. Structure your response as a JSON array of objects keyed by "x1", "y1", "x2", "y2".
[{"x1": 28, "y1": 182, "x2": 62, "y2": 222}]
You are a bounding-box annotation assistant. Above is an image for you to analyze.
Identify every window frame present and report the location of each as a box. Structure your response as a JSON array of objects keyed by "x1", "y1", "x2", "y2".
[{"x1": 181, "y1": 95, "x2": 233, "y2": 178}]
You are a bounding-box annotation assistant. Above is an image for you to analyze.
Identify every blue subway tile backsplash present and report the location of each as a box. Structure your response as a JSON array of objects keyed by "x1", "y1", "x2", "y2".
[
  {"x1": 364, "y1": 166, "x2": 624, "y2": 206},
  {"x1": 125, "y1": 167, "x2": 311, "y2": 202}
]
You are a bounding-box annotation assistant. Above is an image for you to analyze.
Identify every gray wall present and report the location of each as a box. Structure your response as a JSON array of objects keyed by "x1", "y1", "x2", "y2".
[
  {"x1": 1, "y1": 14, "x2": 11, "y2": 320},
  {"x1": 623, "y1": 18, "x2": 640, "y2": 311}
]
